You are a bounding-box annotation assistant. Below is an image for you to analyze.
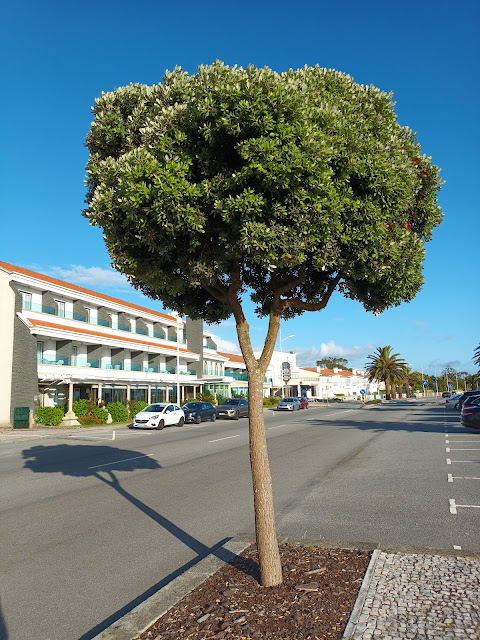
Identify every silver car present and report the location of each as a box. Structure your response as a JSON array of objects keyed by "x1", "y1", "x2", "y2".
[{"x1": 276, "y1": 397, "x2": 301, "y2": 411}]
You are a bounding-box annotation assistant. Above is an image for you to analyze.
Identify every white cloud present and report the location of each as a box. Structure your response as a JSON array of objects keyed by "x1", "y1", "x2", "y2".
[
  {"x1": 211, "y1": 335, "x2": 241, "y2": 354},
  {"x1": 46, "y1": 264, "x2": 131, "y2": 289},
  {"x1": 295, "y1": 340, "x2": 376, "y2": 367}
]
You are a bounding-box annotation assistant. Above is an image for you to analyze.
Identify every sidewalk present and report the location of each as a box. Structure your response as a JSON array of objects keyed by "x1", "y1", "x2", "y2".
[{"x1": 344, "y1": 550, "x2": 480, "y2": 639}]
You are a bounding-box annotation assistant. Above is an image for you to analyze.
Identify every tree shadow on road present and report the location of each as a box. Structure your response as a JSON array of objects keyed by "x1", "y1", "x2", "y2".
[{"x1": 22, "y1": 443, "x2": 250, "y2": 639}]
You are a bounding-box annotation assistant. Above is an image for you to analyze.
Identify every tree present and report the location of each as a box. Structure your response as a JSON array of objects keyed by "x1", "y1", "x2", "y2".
[
  {"x1": 84, "y1": 62, "x2": 443, "y2": 586},
  {"x1": 365, "y1": 346, "x2": 409, "y2": 400},
  {"x1": 474, "y1": 344, "x2": 480, "y2": 369},
  {"x1": 316, "y1": 357, "x2": 351, "y2": 371}
]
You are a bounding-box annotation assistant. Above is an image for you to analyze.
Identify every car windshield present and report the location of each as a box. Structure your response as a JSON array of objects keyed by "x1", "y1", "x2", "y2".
[
  {"x1": 183, "y1": 402, "x2": 202, "y2": 410},
  {"x1": 144, "y1": 404, "x2": 166, "y2": 412},
  {"x1": 223, "y1": 399, "x2": 241, "y2": 405},
  {"x1": 282, "y1": 398, "x2": 296, "y2": 402}
]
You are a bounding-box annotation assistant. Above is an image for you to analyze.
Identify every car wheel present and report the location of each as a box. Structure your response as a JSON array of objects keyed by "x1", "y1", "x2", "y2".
[
  {"x1": 156, "y1": 420, "x2": 165, "y2": 430},
  {"x1": 234, "y1": 411, "x2": 239, "y2": 420},
  {"x1": 211, "y1": 413, "x2": 216, "y2": 422},
  {"x1": 177, "y1": 417, "x2": 184, "y2": 427},
  {"x1": 195, "y1": 414, "x2": 202, "y2": 424}
]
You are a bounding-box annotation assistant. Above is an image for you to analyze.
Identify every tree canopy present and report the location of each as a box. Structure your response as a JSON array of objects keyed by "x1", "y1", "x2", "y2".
[
  {"x1": 316, "y1": 357, "x2": 351, "y2": 371},
  {"x1": 84, "y1": 62, "x2": 443, "y2": 324}
]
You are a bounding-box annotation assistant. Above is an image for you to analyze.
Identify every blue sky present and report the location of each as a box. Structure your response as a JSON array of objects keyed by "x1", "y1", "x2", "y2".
[{"x1": 1, "y1": 0, "x2": 478, "y2": 374}]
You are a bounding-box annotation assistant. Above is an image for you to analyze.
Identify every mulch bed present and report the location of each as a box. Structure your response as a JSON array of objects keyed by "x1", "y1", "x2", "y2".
[{"x1": 136, "y1": 543, "x2": 371, "y2": 640}]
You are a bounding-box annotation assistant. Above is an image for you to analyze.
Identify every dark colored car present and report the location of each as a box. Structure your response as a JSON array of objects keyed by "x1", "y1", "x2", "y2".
[
  {"x1": 215, "y1": 398, "x2": 249, "y2": 420},
  {"x1": 456, "y1": 391, "x2": 480, "y2": 411},
  {"x1": 442, "y1": 391, "x2": 451, "y2": 398},
  {"x1": 462, "y1": 395, "x2": 480, "y2": 410},
  {"x1": 460, "y1": 402, "x2": 480, "y2": 429},
  {"x1": 182, "y1": 401, "x2": 216, "y2": 424},
  {"x1": 299, "y1": 397, "x2": 309, "y2": 409}
]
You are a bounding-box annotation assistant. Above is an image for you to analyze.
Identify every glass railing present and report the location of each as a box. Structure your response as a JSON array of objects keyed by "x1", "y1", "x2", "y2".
[
  {"x1": 28, "y1": 302, "x2": 56, "y2": 315},
  {"x1": 37, "y1": 355, "x2": 70, "y2": 366},
  {"x1": 104, "y1": 361, "x2": 123, "y2": 370},
  {"x1": 144, "y1": 365, "x2": 158, "y2": 373},
  {"x1": 203, "y1": 344, "x2": 216, "y2": 350},
  {"x1": 224, "y1": 372, "x2": 248, "y2": 381},
  {"x1": 23, "y1": 302, "x2": 188, "y2": 345},
  {"x1": 125, "y1": 363, "x2": 142, "y2": 372},
  {"x1": 178, "y1": 368, "x2": 197, "y2": 376},
  {"x1": 71, "y1": 357, "x2": 100, "y2": 368}
]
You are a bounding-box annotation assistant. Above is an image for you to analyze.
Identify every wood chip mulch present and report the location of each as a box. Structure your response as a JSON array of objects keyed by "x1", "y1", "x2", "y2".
[{"x1": 136, "y1": 543, "x2": 371, "y2": 640}]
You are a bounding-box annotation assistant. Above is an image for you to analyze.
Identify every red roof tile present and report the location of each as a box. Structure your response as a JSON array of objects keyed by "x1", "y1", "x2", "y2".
[{"x1": 0, "y1": 261, "x2": 180, "y2": 323}]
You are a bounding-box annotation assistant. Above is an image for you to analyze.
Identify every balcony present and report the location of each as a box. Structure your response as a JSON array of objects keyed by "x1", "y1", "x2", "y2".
[
  {"x1": 203, "y1": 344, "x2": 216, "y2": 350},
  {"x1": 23, "y1": 301, "x2": 186, "y2": 343},
  {"x1": 225, "y1": 372, "x2": 248, "y2": 381}
]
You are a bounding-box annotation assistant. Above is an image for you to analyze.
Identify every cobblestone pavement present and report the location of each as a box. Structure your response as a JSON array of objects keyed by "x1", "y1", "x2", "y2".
[{"x1": 348, "y1": 552, "x2": 480, "y2": 639}]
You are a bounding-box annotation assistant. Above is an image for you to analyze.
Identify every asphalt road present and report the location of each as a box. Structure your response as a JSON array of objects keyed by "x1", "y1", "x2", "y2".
[{"x1": 0, "y1": 399, "x2": 478, "y2": 640}]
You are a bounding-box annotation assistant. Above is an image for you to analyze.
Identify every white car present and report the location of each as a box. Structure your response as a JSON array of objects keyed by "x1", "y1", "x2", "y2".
[
  {"x1": 276, "y1": 397, "x2": 301, "y2": 411},
  {"x1": 445, "y1": 394, "x2": 462, "y2": 410},
  {"x1": 132, "y1": 403, "x2": 184, "y2": 429}
]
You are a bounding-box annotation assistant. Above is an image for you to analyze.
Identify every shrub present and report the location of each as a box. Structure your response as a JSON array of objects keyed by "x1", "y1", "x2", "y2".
[
  {"x1": 72, "y1": 399, "x2": 89, "y2": 417},
  {"x1": 55, "y1": 404, "x2": 68, "y2": 415},
  {"x1": 216, "y1": 395, "x2": 227, "y2": 406},
  {"x1": 366, "y1": 399, "x2": 382, "y2": 404},
  {"x1": 106, "y1": 401, "x2": 129, "y2": 423},
  {"x1": 35, "y1": 406, "x2": 64, "y2": 426},
  {"x1": 335, "y1": 393, "x2": 345, "y2": 397},
  {"x1": 263, "y1": 397, "x2": 280, "y2": 407},
  {"x1": 197, "y1": 393, "x2": 215, "y2": 404},
  {"x1": 128, "y1": 400, "x2": 148, "y2": 418}
]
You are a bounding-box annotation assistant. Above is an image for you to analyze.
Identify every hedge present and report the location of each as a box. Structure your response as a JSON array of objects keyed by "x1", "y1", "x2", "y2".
[
  {"x1": 106, "y1": 402, "x2": 129, "y2": 423},
  {"x1": 35, "y1": 406, "x2": 64, "y2": 426}
]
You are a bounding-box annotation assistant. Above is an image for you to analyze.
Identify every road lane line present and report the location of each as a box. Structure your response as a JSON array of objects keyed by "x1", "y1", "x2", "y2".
[
  {"x1": 208, "y1": 435, "x2": 241, "y2": 443},
  {"x1": 89, "y1": 453, "x2": 155, "y2": 469},
  {"x1": 267, "y1": 426, "x2": 284, "y2": 430}
]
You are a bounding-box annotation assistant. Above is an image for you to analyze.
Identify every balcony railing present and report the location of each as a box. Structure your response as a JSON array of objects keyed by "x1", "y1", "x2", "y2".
[
  {"x1": 38, "y1": 355, "x2": 70, "y2": 366},
  {"x1": 23, "y1": 301, "x2": 186, "y2": 343},
  {"x1": 224, "y1": 371, "x2": 248, "y2": 381},
  {"x1": 203, "y1": 344, "x2": 216, "y2": 350}
]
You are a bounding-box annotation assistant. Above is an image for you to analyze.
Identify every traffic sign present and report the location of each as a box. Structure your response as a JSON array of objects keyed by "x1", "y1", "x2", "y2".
[
  {"x1": 360, "y1": 389, "x2": 366, "y2": 395},
  {"x1": 448, "y1": 383, "x2": 453, "y2": 388},
  {"x1": 423, "y1": 380, "x2": 428, "y2": 386},
  {"x1": 431, "y1": 377, "x2": 437, "y2": 383}
]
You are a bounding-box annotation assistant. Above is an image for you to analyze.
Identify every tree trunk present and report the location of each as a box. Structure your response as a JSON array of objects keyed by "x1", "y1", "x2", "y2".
[
  {"x1": 247, "y1": 371, "x2": 283, "y2": 586},
  {"x1": 234, "y1": 307, "x2": 283, "y2": 587},
  {"x1": 385, "y1": 379, "x2": 391, "y2": 400}
]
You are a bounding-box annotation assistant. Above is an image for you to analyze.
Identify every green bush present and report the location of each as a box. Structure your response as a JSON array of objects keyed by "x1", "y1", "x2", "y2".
[
  {"x1": 335, "y1": 393, "x2": 345, "y2": 397},
  {"x1": 55, "y1": 404, "x2": 68, "y2": 415},
  {"x1": 106, "y1": 401, "x2": 129, "y2": 423},
  {"x1": 72, "y1": 399, "x2": 89, "y2": 417},
  {"x1": 128, "y1": 400, "x2": 148, "y2": 418},
  {"x1": 216, "y1": 395, "x2": 227, "y2": 406},
  {"x1": 35, "y1": 406, "x2": 64, "y2": 426},
  {"x1": 366, "y1": 399, "x2": 382, "y2": 404},
  {"x1": 196, "y1": 393, "x2": 215, "y2": 404},
  {"x1": 263, "y1": 397, "x2": 280, "y2": 407}
]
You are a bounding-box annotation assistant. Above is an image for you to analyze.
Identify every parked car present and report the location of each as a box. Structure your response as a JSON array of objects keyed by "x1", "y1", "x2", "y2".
[
  {"x1": 182, "y1": 401, "x2": 216, "y2": 424},
  {"x1": 132, "y1": 403, "x2": 184, "y2": 429},
  {"x1": 276, "y1": 397, "x2": 301, "y2": 411},
  {"x1": 299, "y1": 397, "x2": 309, "y2": 409},
  {"x1": 460, "y1": 403, "x2": 480, "y2": 429},
  {"x1": 445, "y1": 394, "x2": 462, "y2": 410},
  {"x1": 462, "y1": 395, "x2": 480, "y2": 410},
  {"x1": 215, "y1": 398, "x2": 249, "y2": 420},
  {"x1": 442, "y1": 391, "x2": 451, "y2": 398},
  {"x1": 455, "y1": 391, "x2": 480, "y2": 411}
]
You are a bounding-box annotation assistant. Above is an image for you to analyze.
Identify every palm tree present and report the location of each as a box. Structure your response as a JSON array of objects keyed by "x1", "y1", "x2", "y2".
[
  {"x1": 365, "y1": 346, "x2": 408, "y2": 401},
  {"x1": 474, "y1": 344, "x2": 480, "y2": 369}
]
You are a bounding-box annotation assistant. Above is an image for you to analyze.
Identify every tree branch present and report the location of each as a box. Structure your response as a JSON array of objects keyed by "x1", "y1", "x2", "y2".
[{"x1": 284, "y1": 271, "x2": 343, "y2": 312}]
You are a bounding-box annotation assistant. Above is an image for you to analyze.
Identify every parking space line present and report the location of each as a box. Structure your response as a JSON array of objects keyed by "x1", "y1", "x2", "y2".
[
  {"x1": 448, "y1": 474, "x2": 480, "y2": 482},
  {"x1": 208, "y1": 435, "x2": 240, "y2": 443},
  {"x1": 449, "y1": 498, "x2": 480, "y2": 515}
]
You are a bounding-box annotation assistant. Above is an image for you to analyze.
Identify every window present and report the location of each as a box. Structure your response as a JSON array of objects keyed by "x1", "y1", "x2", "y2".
[
  {"x1": 85, "y1": 308, "x2": 91, "y2": 322},
  {"x1": 21, "y1": 291, "x2": 32, "y2": 310},
  {"x1": 37, "y1": 341, "x2": 43, "y2": 362},
  {"x1": 55, "y1": 300, "x2": 66, "y2": 317}
]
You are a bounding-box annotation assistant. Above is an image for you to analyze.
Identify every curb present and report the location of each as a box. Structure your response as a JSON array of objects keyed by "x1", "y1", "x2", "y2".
[
  {"x1": 342, "y1": 548, "x2": 380, "y2": 639},
  {"x1": 91, "y1": 537, "x2": 252, "y2": 640}
]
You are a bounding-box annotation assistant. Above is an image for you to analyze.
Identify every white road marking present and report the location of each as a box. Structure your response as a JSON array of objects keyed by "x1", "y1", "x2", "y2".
[
  {"x1": 450, "y1": 499, "x2": 457, "y2": 514},
  {"x1": 208, "y1": 435, "x2": 241, "y2": 443},
  {"x1": 267, "y1": 426, "x2": 284, "y2": 430},
  {"x1": 449, "y1": 475, "x2": 480, "y2": 481},
  {"x1": 89, "y1": 453, "x2": 155, "y2": 469},
  {"x1": 447, "y1": 458, "x2": 452, "y2": 465},
  {"x1": 446, "y1": 448, "x2": 450, "y2": 452},
  {"x1": 448, "y1": 448, "x2": 480, "y2": 451},
  {"x1": 448, "y1": 474, "x2": 453, "y2": 482},
  {"x1": 453, "y1": 545, "x2": 462, "y2": 550}
]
